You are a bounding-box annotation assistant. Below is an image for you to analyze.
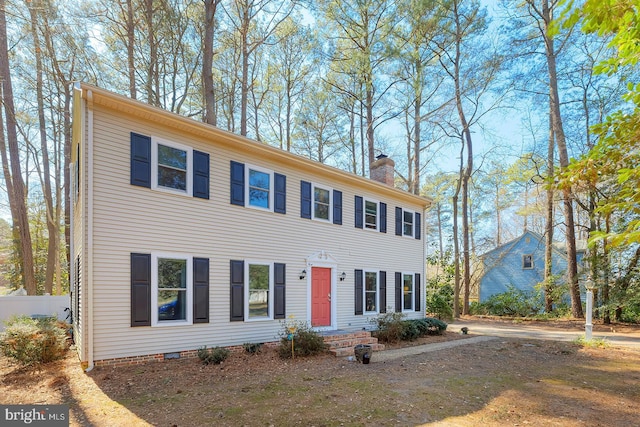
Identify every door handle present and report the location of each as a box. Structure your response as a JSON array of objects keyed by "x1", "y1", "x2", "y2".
[{"x1": 328, "y1": 293, "x2": 331, "y2": 302}]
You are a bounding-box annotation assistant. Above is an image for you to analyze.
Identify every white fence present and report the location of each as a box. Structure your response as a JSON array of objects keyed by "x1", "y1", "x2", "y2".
[{"x1": 0, "y1": 295, "x2": 70, "y2": 330}]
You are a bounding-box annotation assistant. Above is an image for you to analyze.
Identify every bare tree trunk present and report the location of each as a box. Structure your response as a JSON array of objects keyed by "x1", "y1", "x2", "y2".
[
  {"x1": 541, "y1": 0, "x2": 583, "y2": 318},
  {"x1": 544, "y1": 104, "x2": 555, "y2": 312},
  {"x1": 0, "y1": 0, "x2": 37, "y2": 294},
  {"x1": 412, "y1": 89, "x2": 421, "y2": 195},
  {"x1": 452, "y1": 144, "x2": 463, "y2": 318},
  {"x1": 145, "y1": 0, "x2": 158, "y2": 106},
  {"x1": 203, "y1": 0, "x2": 220, "y2": 125},
  {"x1": 126, "y1": 0, "x2": 137, "y2": 99},
  {"x1": 602, "y1": 215, "x2": 611, "y2": 324},
  {"x1": 28, "y1": 2, "x2": 57, "y2": 295}
]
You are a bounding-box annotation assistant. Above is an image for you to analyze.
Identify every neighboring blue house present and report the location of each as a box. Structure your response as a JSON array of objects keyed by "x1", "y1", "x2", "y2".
[{"x1": 478, "y1": 230, "x2": 583, "y2": 302}]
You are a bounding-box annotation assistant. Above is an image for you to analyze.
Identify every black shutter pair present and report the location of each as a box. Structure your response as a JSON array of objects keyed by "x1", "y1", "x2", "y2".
[
  {"x1": 354, "y1": 270, "x2": 386, "y2": 315},
  {"x1": 300, "y1": 181, "x2": 342, "y2": 225},
  {"x1": 395, "y1": 208, "x2": 422, "y2": 240},
  {"x1": 354, "y1": 196, "x2": 386, "y2": 232},
  {"x1": 230, "y1": 261, "x2": 286, "y2": 321},
  {"x1": 230, "y1": 161, "x2": 286, "y2": 213},
  {"x1": 394, "y1": 272, "x2": 422, "y2": 313},
  {"x1": 130, "y1": 254, "x2": 210, "y2": 326},
  {"x1": 130, "y1": 132, "x2": 209, "y2": 199}
]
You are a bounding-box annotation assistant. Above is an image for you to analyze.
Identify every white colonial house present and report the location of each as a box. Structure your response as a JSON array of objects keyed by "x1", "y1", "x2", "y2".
[{"x1": 70, "y1": 83, "x2": 431, "y2": 368}]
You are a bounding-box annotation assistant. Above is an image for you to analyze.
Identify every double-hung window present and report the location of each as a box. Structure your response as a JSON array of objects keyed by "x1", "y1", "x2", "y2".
[
  {"x1": 152, "y1": 138, "x2": 193, "y2": 196},
  {"x1": 152, "y1": 253, "x2": 193, "y2": 326},
  {"x1": 523, "y1": 254, "x2": 533, "y2": 269},
  {"x1": 365, "y1": 271, "x2": 378, "y2": 313},
  {"x1": 246, "y1": 262, "x2": 273, "y2": 320},
  {"x1": 247, "y1": 165, "x2": 273, "y2": 210},
  {"x1": 403, "y1": 210, "x2": 414, "y2": 237},
  {"x1": 402, "y1": 273, "x2": 414, "y2": 311},
  {"x1": 364, "y1": 199, "x2": 378, "y2": 230},
  {"x1": 313, "y1": 184, "x2": 332, "y2": 222}
]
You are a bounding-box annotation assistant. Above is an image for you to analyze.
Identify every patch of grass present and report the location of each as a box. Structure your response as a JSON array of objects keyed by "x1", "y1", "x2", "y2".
[{"x1": 573, "y1": 336, "x2": 609, "y2": 348}]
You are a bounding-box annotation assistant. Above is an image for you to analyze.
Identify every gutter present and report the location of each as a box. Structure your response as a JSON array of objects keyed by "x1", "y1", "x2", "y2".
[{"x1": 85, "y1": 88, "x2": 95, "y2": 372}]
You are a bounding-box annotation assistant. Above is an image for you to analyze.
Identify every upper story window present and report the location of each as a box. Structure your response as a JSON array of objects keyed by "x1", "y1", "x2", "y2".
[
  {"x1": 248, "y1": 166, "x2": 272, "y2": 209},
  {"x1": 152, "y1": 138, "x2": 193, "y2": 196},
  {"x1": 131, "y1": 132, "x2": 210, "y2": 200},
  {"x1": 230, "y1": 161, "x2": 286, "y2": 214},
  {"x1": 403, "y1": 210, "x2": 414, "y2": 236},
  {"x1": 355, "y1": 196, "x2": 386, "y2": 232},
  {"x1": 523, "y1": 254, "x2": 533, "y2": 269},
  {"x1": 364, "y1": 199, "x2": 378, "y2": 230},
  {"x1": 314, "y1": 185, "x2": 331, "y2": 221},
  {"x1": 395, "y1": 207, "x2": 421, "y2": 240}
]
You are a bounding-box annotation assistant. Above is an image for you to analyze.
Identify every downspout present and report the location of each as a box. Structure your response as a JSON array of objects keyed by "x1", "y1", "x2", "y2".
[{"x1": 85, "y1": 88, "x2": 95, "y2": 372}]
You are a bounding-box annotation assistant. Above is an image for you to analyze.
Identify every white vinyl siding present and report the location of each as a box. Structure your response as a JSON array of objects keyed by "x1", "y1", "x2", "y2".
[{"x1": 78, "y1": 94, "x2": 427, "y2": 362}]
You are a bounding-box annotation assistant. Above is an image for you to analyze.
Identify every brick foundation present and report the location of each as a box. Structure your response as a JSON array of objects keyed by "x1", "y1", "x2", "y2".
[{"x1": 93, "y1": 341, "x2": 279, "y2": 368}]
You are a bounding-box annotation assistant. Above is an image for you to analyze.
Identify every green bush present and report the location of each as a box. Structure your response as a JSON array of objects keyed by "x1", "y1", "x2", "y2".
[
  {"x1": 370, "y1": 312, "x2": 406, "y2": 343},
  {"x1": 471, "y1": 286, "x2": 542, "y2": 317},
  {"x1": 278, "y1": 320, "x2": 327, "y2": 359},
  {"x1": 0, "y1": 316, "x2": 69, "y2": 366},
  {"x1": 197, "y1": 346, "x2": 231, "y2": 365},
  {"x1": 243, "y1": 342, "x2": 263, "y2": 355},
  {"x1": 372, "y1": 313, "x2": 448, "y2": 343}
]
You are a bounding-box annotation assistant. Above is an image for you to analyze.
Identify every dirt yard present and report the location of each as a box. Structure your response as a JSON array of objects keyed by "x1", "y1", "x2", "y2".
[{"x1": 1, "y1": 318, "x2": 639, "y2": 426}]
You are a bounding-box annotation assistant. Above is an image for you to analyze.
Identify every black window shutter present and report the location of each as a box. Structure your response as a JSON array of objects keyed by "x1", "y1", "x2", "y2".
[
  {"x1": 131, "y1": 253, "x2": 151, "y2": 327},
  {"x1": 230, "y1": 260, "x2": 244, "y2": 321},
  {"x1": 354, "y1": 196, "x2": 363, "y2": 229},
  {"x1": 395, "y1": 272, "x2": 402, "y2": 313},
  {"x1": 415, "y1": 273, "x2": 421, "y2": 312},
  {"x1": 193, "y1": 258, "x2": 210, "y2": 323},
  {"x1": 380, "y1": 202, "x2": 387, "y2": 233},
  {"x1": 193, "y1": 150, "x2": 210, "y2": 199},
  {"x1": 274, "y1": 263, "x2": 286, "y2": 319},
  {"x1": 300, "y1": 181, "x2": 311, "y2": 219},
  {"x1": 379, "y1": 271, "x2": 387, "y2": 314},
  {"x1": 395, "y1": 207, "x2": 402, "y2": 236},
  {"x1": 130, "y1": 133, "x2": 151, "y2": 188},
  {"x1": 333, "y1": 190, "x2": 342, "y2": 225},
  {"x1": 354, "y1": 269, "x2": 363, "y2": 315},
  {"x1": 415, "y1": 212, "x2": 422, "y2": 240},
  {"x1": 274, "y1": 173, "x2": 286, "y2": 214},
  {"x1": 230, "y1": 161, "x2": 245, "y2": 206}
]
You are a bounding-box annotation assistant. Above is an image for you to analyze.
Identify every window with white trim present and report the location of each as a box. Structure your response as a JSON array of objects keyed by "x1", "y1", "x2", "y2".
[
  {"x1": 313, "y1": 184, "x2": 332, "y2": 222},
  {"x1": 364, "y1": 199, "x2": 379, "y2": 230},
  {"x1": 246, "y1": 165, "x2": 273, "y2": 210},
  {"x1": 365, "y1": 271, "x2": 378, "y2": 313},
  {"x1": 403, "y1": 210, "x2": 414, "y2": 237},
  {"x1": 246, "y1": 262, "x2": 273, "y2": 320},
  {"x1": 152, "y1": 137, "x2": 193, "y2": 195},
  {"x1": 152, "y1": 253, "x2": 193, "y2": 326},
  {"x1": 403, "y1": 273, "x2": 414, "y2": 311}
]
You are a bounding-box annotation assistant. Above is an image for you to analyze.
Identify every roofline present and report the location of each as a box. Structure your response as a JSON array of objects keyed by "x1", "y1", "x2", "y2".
[
  {"x1": 480, "y1": 229, "x2": 569, "y2": 260},
  {"x1": 75, "y1": 82, "x2": 432, "y2": 208}
]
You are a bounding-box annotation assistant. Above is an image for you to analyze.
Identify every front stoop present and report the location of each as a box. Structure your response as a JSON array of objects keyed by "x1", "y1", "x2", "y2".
[{"x1": 322, "y1": 330, "x2": 385, "y2": 357}]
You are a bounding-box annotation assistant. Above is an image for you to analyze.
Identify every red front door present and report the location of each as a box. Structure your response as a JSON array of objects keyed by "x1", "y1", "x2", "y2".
[{"x1": 311, "y1": 267, "x2": 331, "y2": 327}]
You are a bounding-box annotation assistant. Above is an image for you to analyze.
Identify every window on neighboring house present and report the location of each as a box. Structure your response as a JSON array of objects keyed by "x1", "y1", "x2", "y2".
[
  {"x1": 152, "y1": 254, "x2": 192, "y2": 325},
  {"x1": 365, "y1": 271, "x2": 378, "y2": 313},
  {"x1": 523, "y1": 254, "x2": 533, "y2": 269},
  {"x1": 248, "y1": 167, "x2": 272, "y2": 209},
  {"x1": 247, "y1": 262, "x2": 272, "y2": 320},
  {"x1": 152, "y1": 138, "x2": 193, "y2": 195},
  {"x1": 403, "y1": 273, "x2": 414, "y2": 311},
  {"x1": 313, "y1": 185, "x2": 331, "y2": 221}
]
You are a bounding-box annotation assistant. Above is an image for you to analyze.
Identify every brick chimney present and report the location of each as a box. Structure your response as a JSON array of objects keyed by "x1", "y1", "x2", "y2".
[{"x1": 369, "y1": 154, "x2": 395, "y2": 187}]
